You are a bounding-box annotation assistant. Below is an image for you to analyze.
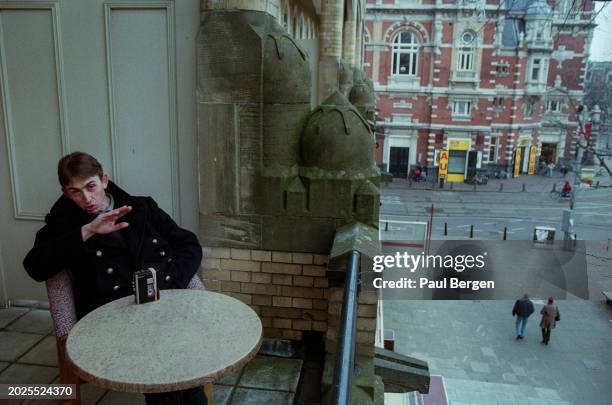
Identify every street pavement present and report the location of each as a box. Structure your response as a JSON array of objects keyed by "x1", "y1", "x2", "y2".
[
  {"x1": 380, "y1": 170, "x2": 612, "y2": 241},
  {"x1": 383, "y1": 299, "x2": 612, "y2": 405},
  {"x1": 381, "y1": 167, "x2": 612, "y2": 405}
]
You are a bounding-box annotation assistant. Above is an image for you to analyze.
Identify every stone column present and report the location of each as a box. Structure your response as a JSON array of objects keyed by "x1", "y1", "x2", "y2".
[
  {"x1": 342, "y1": 19, "x2": 356, "y2": 67},
  {"x1": 318, "y1": 0, "x2": 344, "y2": 103},
  {"x1": 355, "y1": 20, "x2": 364, "y2": 68},
  {"x1": 319, "y1": 0, "x2": 343, "y2": 58}
]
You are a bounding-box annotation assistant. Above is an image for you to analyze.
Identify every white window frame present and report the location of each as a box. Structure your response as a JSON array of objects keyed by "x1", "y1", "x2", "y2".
[
  {"x1": 531, "y1": 58, "x2": 541, "y2": 82},
  {"x1": 489, "y1": 136, "x2": 500, "y2": 162},
  {"x1": 392, "y1": 31, "x2": 420, "y2": 76},
  {"x1": 530, "y1": 57, "x2": 549, "y2": 83},
  {"x1": 457, "y1": 31, "x2": 476, "y2": 71},
  {"x1": 523, "y1": 101, "x2": 533, "y2": 117},
  {"x1": 547, "y1": 100, "x2": 561, "y2": 113},
  {"x1": 452, "y1": 100, "x2": 472, "y2": 117}
]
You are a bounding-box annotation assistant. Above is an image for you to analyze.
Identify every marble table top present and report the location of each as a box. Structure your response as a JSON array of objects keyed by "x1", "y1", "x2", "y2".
[{"x1": 66, "y1": 289, "x2": 262, "y2": 393}]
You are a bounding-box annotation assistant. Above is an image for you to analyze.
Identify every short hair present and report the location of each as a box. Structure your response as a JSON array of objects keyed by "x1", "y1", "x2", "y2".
[
  {"x1": 547, "y1": 296, "x2": 554, "y2": 304},
  {"x1": 57, "y1": 152, "x2": 104, "y2": 186}
]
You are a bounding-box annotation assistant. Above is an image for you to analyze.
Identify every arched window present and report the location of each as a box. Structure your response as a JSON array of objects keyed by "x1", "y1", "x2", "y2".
[
  {"x1": 282, "y1": 2, "x2": 290, "y2": 33},
  {"x1": 299, "y1": 14, "x2": 304, "y2": 38},
  {"x1": 292, "y1": 7, "x2": 298, "y2": 37},
  {"x1": 457, "y1": 30, "x2": 475, "y2": 71},
  {"x1": 392, "y1": 31, "x2": 419, "y2": 76}
]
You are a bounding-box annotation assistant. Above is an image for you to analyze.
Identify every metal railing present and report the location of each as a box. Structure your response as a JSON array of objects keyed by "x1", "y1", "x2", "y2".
[{"x1": 330, "y1": 250, "x2": 360, "y2": 405}]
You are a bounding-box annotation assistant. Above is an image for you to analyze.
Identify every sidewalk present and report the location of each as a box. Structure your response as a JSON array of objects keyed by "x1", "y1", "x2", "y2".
[
  {"x1": 384, "y1": 170, "x2": 612, "y2": 193},
  {"x1": 384, "y1": 299, "x2": 612, "y2": 405}
]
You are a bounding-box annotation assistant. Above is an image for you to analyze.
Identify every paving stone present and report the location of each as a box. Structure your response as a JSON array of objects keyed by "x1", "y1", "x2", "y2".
[
  {"x1": 230, "y1": 388, "x2": 293, "y2": 404},
  {"x1": 481, "y1": 347, "x2": 496, "y2": 357},
  {"x1": 510, "y1": 364, "x2": 527, "y2": 377},
  {"x1": 0, "y1": 308, "x2": 29, "y2": 329},
  {"x1": 217, "y1": 368, "x2": 242, "y2": 386},
  {"x1": 502, "y1": 373, "x2": 519, "y2": 384},
  {"x1": 534, "y1": 387, "x2": 562, "y2": 400},
  {"x1": 238, "y1": 356, "x2": 302, "y2": 392},
  {"x1": 583, "y1": 359, "x2": 605, "y2": 371},
  {"x1": 213, "y1": 385, "x2": 233, "y2": 405},
  {"x1": 0, "y1": 364, "x2": 57, "y2": 384},
  {"x1": 0, "y1": 332, "x2": 42, "y2": 362},
  {"x1": 98, "y1": 390, "x2": 146, "y2": 404},
  {"x1": 79, "y1": 382, "x2": 108, "y2": 404},
  {"x1": 6, "y1": 310, "x2": 53, "y2": 335},
  {"x1": 19, "y1": 335, "x2": 57, "y2": 366},
  {"x1": 470, "y1": 361, "x2": 491, "y2": 374}
]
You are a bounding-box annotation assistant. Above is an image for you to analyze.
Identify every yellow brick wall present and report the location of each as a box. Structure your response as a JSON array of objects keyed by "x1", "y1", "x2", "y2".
[
  {"x1": 200, "y1": 247, "x2": 329, "y2": 341},
  {"x1": 200, "y1": 246, "x2": 379, "y2": 358}
]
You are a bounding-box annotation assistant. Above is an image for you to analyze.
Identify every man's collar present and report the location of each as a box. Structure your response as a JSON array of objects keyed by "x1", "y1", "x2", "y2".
[{"x1": 103, "y1": 193, "x2": 115, "y2": 213}]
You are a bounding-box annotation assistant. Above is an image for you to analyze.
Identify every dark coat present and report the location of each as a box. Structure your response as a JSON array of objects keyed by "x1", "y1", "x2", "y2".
[
  {"x1": 512, "y1": 298, "x2": 534, "y2": 318},
  {"x1": 23, "y1": 181, "x2": 202, "y2": 318}
]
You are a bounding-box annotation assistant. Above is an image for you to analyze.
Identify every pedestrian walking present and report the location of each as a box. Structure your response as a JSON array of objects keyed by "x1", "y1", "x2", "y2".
[
  {"x1": 512, "y1": 293, "x2": 534, "y2": 340},
  {"x1": 540, "y1": 297, "x2": 560, "y2": 345}
]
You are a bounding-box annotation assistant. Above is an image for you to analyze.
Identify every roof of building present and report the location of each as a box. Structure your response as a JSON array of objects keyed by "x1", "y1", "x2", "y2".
[
  {"x1": 507, "y1": 0, "x2": 552, "y2": 15},
  {"x1": 502, "y1": 18, "x2": 525, "y2": 47}
]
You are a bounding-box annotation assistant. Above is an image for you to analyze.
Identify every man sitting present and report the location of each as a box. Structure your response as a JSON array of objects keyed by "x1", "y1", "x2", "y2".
[
  {"x1": 561, "y1": 181, "x2": 572, "y2": 198},
  {"x1": 23, "y1": 152, "x2": 206, "y2": 405}
]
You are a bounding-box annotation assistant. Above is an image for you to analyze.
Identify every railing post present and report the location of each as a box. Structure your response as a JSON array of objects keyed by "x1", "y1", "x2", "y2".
[{"x1": 331, "y1": 250, "x2": 360, "y2": 405}]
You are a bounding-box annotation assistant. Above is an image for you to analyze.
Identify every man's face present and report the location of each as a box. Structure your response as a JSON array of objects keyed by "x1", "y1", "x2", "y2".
[{"x1": 62, "y1": 175, "x2": 109, "y2": 214}]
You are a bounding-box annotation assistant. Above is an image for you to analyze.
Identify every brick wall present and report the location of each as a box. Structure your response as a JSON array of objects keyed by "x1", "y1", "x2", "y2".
[
  {"x1": 200, "y1": 247, "x2": 330, "y2": 341},
  {"x1": 200, "y1": 247, "x2": 378, "y2": 357}
]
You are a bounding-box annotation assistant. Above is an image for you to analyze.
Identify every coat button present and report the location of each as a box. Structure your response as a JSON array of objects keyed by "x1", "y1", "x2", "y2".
[
  {"x1": 113, "y1": 285, "x2": 119, "y2": 291},
  {"x1": 165, "y1": 275, "x2": 171, "y2": 282},
  {"x1": 107, "y1": 267, "x2": 114, "y2": 275},
  {"x1": 96, "y1": 250, "x2": 103, "y2": 257},
  {"x1": 152, "y1": 239, "x2": 158, "y2": 244},
  {"x1": 160, "y1": 251, "x2": 166, "y2": 256}
]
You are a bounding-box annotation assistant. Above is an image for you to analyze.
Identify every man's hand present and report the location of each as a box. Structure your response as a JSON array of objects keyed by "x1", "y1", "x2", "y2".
[{"x1": 81, "y1": 205, "x2": 132, "y2": 241}]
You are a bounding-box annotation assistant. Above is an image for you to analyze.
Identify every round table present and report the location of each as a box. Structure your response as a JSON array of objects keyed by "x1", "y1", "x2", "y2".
[{"x1": 66, "y1": 289, "x2": 262, "y2": 393}]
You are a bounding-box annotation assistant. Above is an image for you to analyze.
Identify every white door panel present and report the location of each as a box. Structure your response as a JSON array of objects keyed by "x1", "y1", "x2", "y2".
[{"x1": 0, "y1": 0, "x2": 199, "y2": 304}]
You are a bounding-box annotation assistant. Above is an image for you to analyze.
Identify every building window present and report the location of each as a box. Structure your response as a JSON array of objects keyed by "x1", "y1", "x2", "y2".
[
  {"x1": 547, "y1": 100, "x2": 561, "y2": 112},
  {"x1": 523, "y1": 101, "x2": 533, "y2": 117},
  {"x1": 457, "y1": 31, "x2": 476, "y2": 71},
  {"x1": 496, "y1": 64, "x2": 509, "y2": 77},
  {"x1": 493, "y1": 97, "x2": 504, "y2": 109},
  {"x1": 489, "y1": 136, "x2": 499, "y2": 162},
  {"x1": 530, "y1": 58, "x2": 548, "y2": 83},
  {"x1": 453, "y1": 100, "x2": 472, "y2": 117},
  {"x1": 531, "y1": 59, "x2": 541, "y2": 81},
  {"x1": 392, "y1": 31, "x2": 420, "y2": 76}
]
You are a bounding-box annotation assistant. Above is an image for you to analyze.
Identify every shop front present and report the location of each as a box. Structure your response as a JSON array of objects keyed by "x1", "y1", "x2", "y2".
[{"x1": 447, "y1": 139, "x2": 470, "y2": 182}]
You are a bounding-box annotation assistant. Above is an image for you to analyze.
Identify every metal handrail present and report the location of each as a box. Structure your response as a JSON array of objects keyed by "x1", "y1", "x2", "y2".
[{"x1": 331, "y1": 250, "x2": 360, "y2": 405}]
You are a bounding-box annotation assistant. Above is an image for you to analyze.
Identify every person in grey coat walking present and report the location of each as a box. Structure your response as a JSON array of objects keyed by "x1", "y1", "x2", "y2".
[{"x1": 540, "y1": 296, "x2": 560, "y2": 345}]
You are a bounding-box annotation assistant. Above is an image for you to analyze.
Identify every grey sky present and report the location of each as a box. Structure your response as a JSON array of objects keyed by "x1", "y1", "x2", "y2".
[{"x1": 590, "y1": 3, "x2": 612, "y2": 61}]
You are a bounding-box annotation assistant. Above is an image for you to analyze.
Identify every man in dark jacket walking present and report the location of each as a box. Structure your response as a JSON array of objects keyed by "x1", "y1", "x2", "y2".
[
  {"x1": 512, "y1": 293, "x2": 535, "y2": 340},
  {"x1": 24, "y1": 152, "x2": 206, "y2": 405}
]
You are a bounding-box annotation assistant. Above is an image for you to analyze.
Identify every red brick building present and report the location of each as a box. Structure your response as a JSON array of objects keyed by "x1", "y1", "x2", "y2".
[{"x1": 364, "y1": 0, "x2": 595, "y2": 181}]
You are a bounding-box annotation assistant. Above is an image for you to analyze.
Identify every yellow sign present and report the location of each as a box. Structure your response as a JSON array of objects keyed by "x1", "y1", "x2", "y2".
[
  {"x1": 514, "y1": 148, "x2": 522, "y2": 178},
  {"x1": 438, "y1": 150, "x2": 449, "y2": 179},
  {"x1": 527, "y1": 145, "x2": 536, "y2": 175},
  {"x1": 448, "y1": 140, "x2": 469, "y2": 150}
]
